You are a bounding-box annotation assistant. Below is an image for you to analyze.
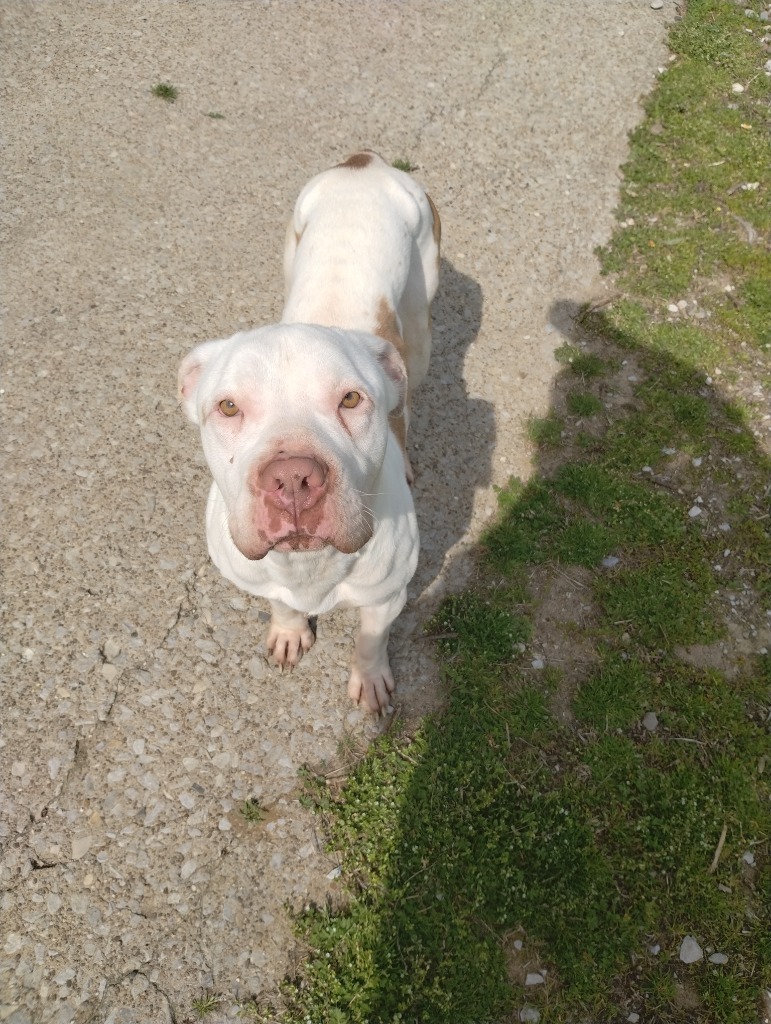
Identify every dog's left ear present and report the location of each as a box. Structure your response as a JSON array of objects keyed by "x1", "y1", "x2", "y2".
[
  {"x1": 369, "y1": 336, "x2": 407, "y2": 416},
  {"x1": 177, "y1": 338, "x2": 229, "y2": 424}
]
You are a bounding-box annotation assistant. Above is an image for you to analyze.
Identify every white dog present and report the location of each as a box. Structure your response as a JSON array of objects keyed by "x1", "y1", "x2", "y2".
[{"x1": 178, "y1": 153, "x2": 440, "y2": 711}]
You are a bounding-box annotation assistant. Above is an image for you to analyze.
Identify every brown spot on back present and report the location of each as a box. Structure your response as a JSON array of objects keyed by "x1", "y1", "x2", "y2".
[
  {"x1": 426, "y1": 192, "x2": 441, "y2": 249},
  {"x1": 337, "y1": 151, "x2": 374, "y2": 170}
]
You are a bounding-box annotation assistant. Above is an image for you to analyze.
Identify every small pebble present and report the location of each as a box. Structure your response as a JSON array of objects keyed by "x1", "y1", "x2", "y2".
[
  {"x1": 731, "y1": 82, "x2": 745, "y2": 93},
  {"x1": 651, "y1": 0, "x2": 663, "y2": 8},
  {"x1": 103, "y1": 638, "x2": 121, "y2": 660},
  {"x1": 709, "y1": 952, "x2": 729, "y2": 964},
  {"x1": 602, "y1": 555, "x2": 620, "y2": 568},
  {"x1": 667, "y1": 303, "x2": 679, "y2": 313},
  {"x1": 680, "y1": 935, "x2": 703, "y2": 963},
  {"x1": 765, "y1": 59, "x2": 771, "y2": 72},
  {"x1": 531, "y1": 658, "x2": 544, "y2": 670},
  {"x1": 642, "y1": 712, "x2": 659, "y2": 732},
  {"x1": 525, "y1": 972, "x2": 545, "y2": 986},
  {"x1": 180, "y1": 859, "x2": 198, "y2": 880},
  {"x1": 628, "y1": 1014, "x2": 641, "y2": 1024},
  {"x1": 743, "y1": 850, "x2": 756, "y2": 867},
  {"x1": 520, "y1": 1010, "x2": 540, "y2": 1023},
  {"x1": 688, "y1": 506, "x2": 702, "y2": 518},
  {"x1": 692, "y1": 457, "x2": 702, "y2": 467}
]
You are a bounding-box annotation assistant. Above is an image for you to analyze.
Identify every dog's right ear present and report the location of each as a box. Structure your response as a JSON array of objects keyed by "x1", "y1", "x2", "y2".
[{"x1": 177, "y1": 339, "x2": 228, "y2": 425}]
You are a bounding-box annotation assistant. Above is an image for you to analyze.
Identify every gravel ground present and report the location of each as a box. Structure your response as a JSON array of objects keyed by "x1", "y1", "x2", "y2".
[{"x1": 1, "y1": 2, "x2": 673, "y2": 1020}]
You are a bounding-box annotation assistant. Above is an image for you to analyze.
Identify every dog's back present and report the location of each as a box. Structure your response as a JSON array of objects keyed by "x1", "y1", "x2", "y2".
[{"x1": 282, "y1": 150, "x2": 440, "y2": 391}]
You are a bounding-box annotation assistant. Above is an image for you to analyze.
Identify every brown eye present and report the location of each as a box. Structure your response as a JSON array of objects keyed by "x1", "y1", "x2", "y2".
[
  {"x1": 219, "y1": 399, "x2": 240, "y2": 417},
  {"x1": 341, "y1": 391, "x2": 361, "y2": 409}
]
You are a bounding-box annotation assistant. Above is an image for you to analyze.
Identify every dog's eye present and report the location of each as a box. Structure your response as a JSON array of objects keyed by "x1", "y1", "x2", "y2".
[
  {"x1": 219, "y1": 399, "x2": 240, "y2": 417},
  {"x1": 340, "y1": 391, "x2": 361, "y2": 409}
]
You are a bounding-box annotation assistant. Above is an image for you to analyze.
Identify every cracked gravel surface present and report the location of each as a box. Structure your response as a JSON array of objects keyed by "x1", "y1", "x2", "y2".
[{"x1": 1, "y1": 2, "x2": 673, "y2": 1020}]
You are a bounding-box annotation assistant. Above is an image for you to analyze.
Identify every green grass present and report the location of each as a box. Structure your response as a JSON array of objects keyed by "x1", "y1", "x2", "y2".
[
  {"x1": 191, "y1": 992, "x2": 221, "y2": 1018},
  {"x1": 240, "y1": 797, "x2": 264, "y2": 823},
  {"x1": 152, "y1": 82, "x2": 178, "y2": 102},
  {"x1": 255, "y1": 3, "x2": 771, "y2": 1021},
  {"x1": 392, "y1": 157, "x2": 418, "y2": 173}
]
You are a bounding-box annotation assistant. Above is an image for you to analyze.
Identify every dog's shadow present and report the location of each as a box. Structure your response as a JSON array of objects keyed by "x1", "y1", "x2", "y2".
[{"x1": 390, "y1": 258, "x2": 493, "y2": 705}]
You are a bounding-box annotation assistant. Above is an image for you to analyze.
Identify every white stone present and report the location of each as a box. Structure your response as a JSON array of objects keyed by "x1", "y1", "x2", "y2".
[
  {"x1": 531, "y1": 658, "x2": 544, "y2": 670},
  {"x1": 688, "y1": 506, "x2": 702, "y2": 518},
  {"x1": 731, "y1": 82, "x2": 745, "y2": 93},
  {"x1": 525, "y1": 972, "x2": 545, "y2": 986},
  {"x1": 679, "y1": 935, "x2": 703, "y2": 963},
  {"x1": 651, "y1": 0, "x2": 663, "y2": 8},
  {"x1": 709, "y1": 952, "x2": 728, "y2": 964},
  {"x1": 742, "y1": 850, "x2": 756, "y2": 867},
  {"x1": 71, "y1": 835, "x2": 93, "y2": 860},
  {"x1": 602, "y1": 556, "x2": 620, "y2": 568},
  {"x1": 180, "y1": 859, "x2": 198, "y2": 880},
  {"x1": 520, "y1": 1010, "x2": 540, "y2": 1023},
  {"x1": 103, "y1": 638, "x2": 121, "y2": 660},
  {"x1": 642, "y1": 712, "x2": 659, "y2": 732}
]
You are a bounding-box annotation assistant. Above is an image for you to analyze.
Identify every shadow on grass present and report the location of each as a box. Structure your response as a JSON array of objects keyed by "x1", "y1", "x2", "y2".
[{"x1": 287, "y1": 302, "x2": 770, "y2": 1024}]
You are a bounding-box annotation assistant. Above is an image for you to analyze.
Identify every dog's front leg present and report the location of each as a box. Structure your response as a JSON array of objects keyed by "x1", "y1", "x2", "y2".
[
  {"x1": 266, "y1": 599, "x2": 315, "y2": 669},
  {"x1": 347, "y1": 590, "x2": 408, "y2": 712}
]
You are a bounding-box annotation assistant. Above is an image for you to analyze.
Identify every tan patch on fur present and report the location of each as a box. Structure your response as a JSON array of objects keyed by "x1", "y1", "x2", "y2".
[
  {"x1": 374, "y1": 297, "x2": 411, "y2": 471},
  {"x1": 374, "y1": 296, "x2": 407, "y2": 363},
  {"x1": 426, "y1": 192, "x2": 442, "y2": 249},
  {"x1": 337, "y1": 151, "x2": 374, "y2": 170}
]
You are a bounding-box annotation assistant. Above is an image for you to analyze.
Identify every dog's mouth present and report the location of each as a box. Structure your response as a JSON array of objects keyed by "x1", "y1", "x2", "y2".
[{"x1": 270, "y1": 534, "x2": 331, "y2": 554}]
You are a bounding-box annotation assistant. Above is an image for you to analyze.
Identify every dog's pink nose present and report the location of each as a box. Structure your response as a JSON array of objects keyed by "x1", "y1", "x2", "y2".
[{"x1": 257, "y1": 456, "x2": 327, "y2": 511}]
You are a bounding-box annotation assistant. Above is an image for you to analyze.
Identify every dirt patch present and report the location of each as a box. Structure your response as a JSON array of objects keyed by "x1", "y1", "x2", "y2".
[{"x1": 527, "y1": 566, "x2": 600, "y2": 725}]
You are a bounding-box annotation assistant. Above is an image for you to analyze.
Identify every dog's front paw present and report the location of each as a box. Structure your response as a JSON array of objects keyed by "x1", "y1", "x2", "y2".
[
  {"x1": 347, "y1": 660, "x2": 395, "y2": 713},
  {"x1": 266, "y1": 620, "x2": 315, "y2": 669}
]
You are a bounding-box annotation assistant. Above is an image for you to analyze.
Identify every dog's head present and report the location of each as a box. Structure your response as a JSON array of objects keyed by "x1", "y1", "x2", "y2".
[{"x1": 179, "y1": 323, "x2": 406, "y2": 559}]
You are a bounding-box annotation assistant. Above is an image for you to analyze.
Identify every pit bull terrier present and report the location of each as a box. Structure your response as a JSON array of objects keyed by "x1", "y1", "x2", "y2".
[{"x1": 178, "y1": 153, "x2": 440, "y2": 711}]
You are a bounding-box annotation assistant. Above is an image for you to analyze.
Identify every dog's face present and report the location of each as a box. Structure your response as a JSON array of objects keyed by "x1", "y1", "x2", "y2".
[{"x1": 179, "y1": 324, "x2": 406, "y2": 560}]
